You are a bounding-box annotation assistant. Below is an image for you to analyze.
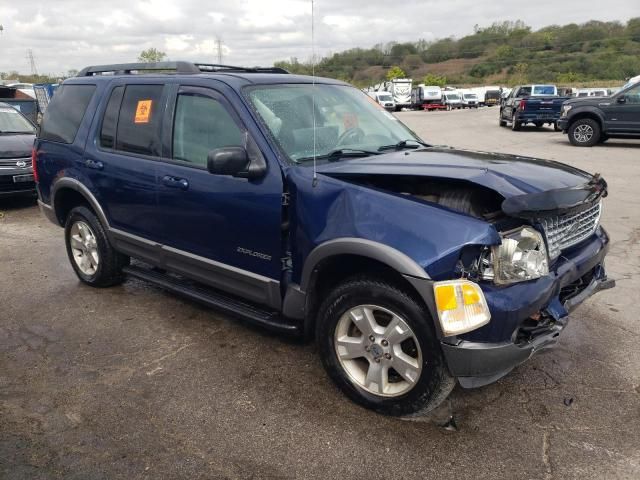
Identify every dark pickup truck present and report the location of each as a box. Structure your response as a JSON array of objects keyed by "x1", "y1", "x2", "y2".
[
  {"x1": 499, "y1": 85, "x2": 569, "y2": 131},
  {"x1": 557, "y1": 81, "x2": 640, "y2": 146}
]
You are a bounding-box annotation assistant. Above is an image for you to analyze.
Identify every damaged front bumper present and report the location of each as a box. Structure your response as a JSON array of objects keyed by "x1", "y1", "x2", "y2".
[{"x1": 441, "y1": 229, "x2": 614, "y2": 388}]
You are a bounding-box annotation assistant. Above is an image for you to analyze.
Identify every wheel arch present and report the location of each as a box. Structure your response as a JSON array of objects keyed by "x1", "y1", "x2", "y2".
[
  {"x1": 283, "y1": 238, "x2": 438, "y2": 339},
  {"x1": 51, "y1": 178, "x2": 109, "y2": 228},
  {"x1": 567, "y1": 109, "x2": 605, "y2": 130}
]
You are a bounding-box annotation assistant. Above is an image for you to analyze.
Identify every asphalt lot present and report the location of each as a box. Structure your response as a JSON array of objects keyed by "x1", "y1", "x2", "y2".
[{"x1": 1, "y1": 107, "x2": 639, "y2": 479}]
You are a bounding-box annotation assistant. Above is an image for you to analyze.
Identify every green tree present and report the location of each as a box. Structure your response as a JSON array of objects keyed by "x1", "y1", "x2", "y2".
[
  {"x1": 422, "y1": 73, "x2": 447, "y2": 87},
  {"x1": 138, "y1": 48, "x2": 167, "y2": 63},
  {"x1": 557, "y1": 72, "x2": 582, "y2": 83},
  {"x1": 386, "y1": 66, "x2": 406, "y2": 81},
  {"x1": 512, "y1": 62, "x2": 529, "y2": 84}
]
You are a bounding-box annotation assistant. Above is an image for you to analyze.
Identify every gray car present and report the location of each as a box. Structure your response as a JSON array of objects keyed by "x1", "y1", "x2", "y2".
[{"x1": 0, "y1": 102, "x2": 36, "y2": 197}]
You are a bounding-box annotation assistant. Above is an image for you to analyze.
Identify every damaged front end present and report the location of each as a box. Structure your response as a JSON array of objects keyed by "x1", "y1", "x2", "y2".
[
  {"x1": 304, "y1": 155, "x2": 614, "y2": 388},
  {"x1": 437, "y1": 175, "x2": 614, "y2": 387}
]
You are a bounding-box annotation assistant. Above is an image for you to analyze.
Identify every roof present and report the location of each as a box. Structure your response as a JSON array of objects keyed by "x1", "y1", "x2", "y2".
[{"x1": 71, "y1": 61, "x2": 348, "y2": 87}]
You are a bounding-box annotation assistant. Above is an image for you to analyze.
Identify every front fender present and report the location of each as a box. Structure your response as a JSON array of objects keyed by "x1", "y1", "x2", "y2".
[
  {"x1": 286, "y1": 166, "x2": 501, "y2": 283},
  {"x1": 567, "y1": 105, "x2": 606, "y2": 126}
]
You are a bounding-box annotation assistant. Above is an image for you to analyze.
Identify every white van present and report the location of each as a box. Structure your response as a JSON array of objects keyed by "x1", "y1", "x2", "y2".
[
  {"x1": 370, "y1": 91, "x2": 396, "y2": 111},
  {"x1": 459, "y1": 90, "x2": 479, "y2": 108},
  {"x1": 442, "y1": 92, "x2": 463, "y2": 110}
]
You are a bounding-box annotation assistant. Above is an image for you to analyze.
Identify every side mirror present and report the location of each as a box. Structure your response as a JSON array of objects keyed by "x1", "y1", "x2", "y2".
[
  {"x1": 617, "y1": 96, "x2": 627, "y2": 104},
  {"x1": 207, "y1": 146, "x2": 265, "y2": 179}
]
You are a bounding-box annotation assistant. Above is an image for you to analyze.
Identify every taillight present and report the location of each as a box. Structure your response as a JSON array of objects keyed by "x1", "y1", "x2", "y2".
[
  {"x1": 519, "y1": 99, "x2": 527, "y2": 111},
  {"x1": 32, "y1": 147, "x2": 39, "y2": 183}
]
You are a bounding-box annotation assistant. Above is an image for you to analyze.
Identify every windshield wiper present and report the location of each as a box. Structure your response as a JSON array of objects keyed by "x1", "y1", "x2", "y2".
[
  {"x1": 298, "y1": 148, "x2": 381, "y2": 163},
  {"x1": 378, "y1": 139, "x2": 431, "y2": 151}
]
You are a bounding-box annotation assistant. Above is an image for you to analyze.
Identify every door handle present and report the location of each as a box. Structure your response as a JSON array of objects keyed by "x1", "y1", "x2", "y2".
[
  {"x1": 162, "y1": 175, "x2": 189, "y2": 190},
  {"x1": 84, "y1": 159, "x2": 103, "y2": 170}
]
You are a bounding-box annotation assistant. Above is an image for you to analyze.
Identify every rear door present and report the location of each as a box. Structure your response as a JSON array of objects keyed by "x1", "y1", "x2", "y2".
[
  {"x1": 82, "y1": 82, "x2": 165, "y2": 245},
  {"x1": 154, "y1": 84, "x2": 284, "y2": 307}
]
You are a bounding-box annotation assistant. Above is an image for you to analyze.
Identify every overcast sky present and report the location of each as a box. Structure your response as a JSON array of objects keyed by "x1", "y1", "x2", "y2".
[{"x1": 1, "y1": 1, "x2": 639, "y2": 76}]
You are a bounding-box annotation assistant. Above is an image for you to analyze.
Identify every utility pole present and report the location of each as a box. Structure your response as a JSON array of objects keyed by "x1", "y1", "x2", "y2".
[
  {"x1": 216, "y1": 37, "x2": 223, "y2": 64},
  {"x1": 27, "y1": 49, "x2": 38, "y2": 76}
]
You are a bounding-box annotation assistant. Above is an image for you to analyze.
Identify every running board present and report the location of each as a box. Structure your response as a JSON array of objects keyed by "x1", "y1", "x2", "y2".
[{"x1": 122, "y1": 265, "x2": 301, "y2": 335}]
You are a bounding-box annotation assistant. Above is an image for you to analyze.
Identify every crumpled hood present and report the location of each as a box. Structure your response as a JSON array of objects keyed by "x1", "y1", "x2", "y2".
[
  {"x1": 316, "y1": 147, "x2": 594, "y2": 199},
  {"x1": 0, "y1": 134, "x2": 35, "y2": 158}
]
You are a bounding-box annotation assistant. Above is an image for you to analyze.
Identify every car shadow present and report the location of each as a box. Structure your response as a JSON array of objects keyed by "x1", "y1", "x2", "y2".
[
  {"x1": 0, "y1": 195, "x2": 37, "y2": 212},
  {"x1": 0, "y1": 195, "x2": 38, "y2": 210}
]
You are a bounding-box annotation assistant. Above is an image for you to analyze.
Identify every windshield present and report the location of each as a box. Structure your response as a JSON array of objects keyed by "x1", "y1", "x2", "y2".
[
  {"x1": 446, "y1": 94, "x2": 460, "y2": 100},
  {"x1": 0, "y1": 107, "x2": 35, "y2": 133},
  {"x1": 463, "y1": 94, "x2": 477, "y2": 99},
  {"x1": 378, "y1": 95, "x2": 393, "y2": 102},
  {"x1": 247, "y1": 84, "x2": 421, "y2": 163}
]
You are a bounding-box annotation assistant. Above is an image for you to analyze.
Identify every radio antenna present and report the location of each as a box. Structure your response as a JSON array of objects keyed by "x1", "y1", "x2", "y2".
[{"x1": 311, "y1": 0, "x2": 318, "y2": 187}]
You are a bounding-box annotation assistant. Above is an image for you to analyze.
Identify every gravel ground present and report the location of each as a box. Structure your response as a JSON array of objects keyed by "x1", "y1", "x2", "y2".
[{"x1": 1, "y1": 106, "x2": 639, "y2": 479}]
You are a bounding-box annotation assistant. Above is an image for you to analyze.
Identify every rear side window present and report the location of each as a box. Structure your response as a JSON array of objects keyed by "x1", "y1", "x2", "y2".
[
  {"x1": 100, "y1": 86, "x2": 124, "y2": 149},
  {"x1": 40, "y1": 84, "x2": 96, "y2": 143},
  {"x1": 115, "y1": 85, "x2": 164, "y2": 156}
]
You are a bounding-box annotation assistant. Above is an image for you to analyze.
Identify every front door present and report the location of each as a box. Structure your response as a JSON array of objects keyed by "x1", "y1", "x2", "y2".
[
  {"x1": 602, "y1": 83, "x2": 640, "y2": 133},
  {"x1": 155, "y1": 85, "x2": 284, "y2": 307}
]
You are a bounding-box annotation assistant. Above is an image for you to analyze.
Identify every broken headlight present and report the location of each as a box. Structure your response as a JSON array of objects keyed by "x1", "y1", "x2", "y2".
[{"x1": 483, "y1": 226, "x2": 549, "y2": 285}]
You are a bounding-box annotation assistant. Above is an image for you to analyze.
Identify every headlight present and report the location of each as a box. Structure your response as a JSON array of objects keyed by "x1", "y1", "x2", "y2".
[
  {"x1": 489, "y1": 226, "x2": 549, "y2": 285},
  {"x1": 433, "y1": 280, "x2": 491, "y2": 336},
  {"x1": 561, "y1": 105, "x2": 572, "y2": 117}
]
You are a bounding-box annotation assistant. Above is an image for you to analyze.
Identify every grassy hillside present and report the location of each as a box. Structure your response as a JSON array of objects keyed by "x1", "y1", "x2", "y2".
[{"x1": 275, "y1": 19, "x2": 640, "y2": 87}]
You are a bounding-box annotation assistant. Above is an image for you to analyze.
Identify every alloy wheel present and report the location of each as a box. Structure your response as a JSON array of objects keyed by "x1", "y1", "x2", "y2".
[
  {"x1": 573, "y1": 124, "x2": 594, "y2": 143},
  {"x1": 69, "y1": 221, "x2": 100, "y2": 276},
  {"x1": 334, "y1": 304, "x2": 423, "y2": 397}
]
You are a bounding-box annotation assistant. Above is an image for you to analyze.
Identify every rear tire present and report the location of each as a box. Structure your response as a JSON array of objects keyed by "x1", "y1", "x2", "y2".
[
  {"x1": 316, "y1": 277, "x2": 455, "y2": 417},
  {"x1": 554, "y1": 121, "x2": 562, "y2": 132},
  {"x1": 64, "y1": 206, "x2": 129, "y2": 287},
  {"x1": 511, "y1": 113, "x2": 521, "y2": 131},
  {"x1": 534, "y1": 122, "x2": 544, "y2": 128},
  {"x1": 499, "y1": 110, "x2": 507, "y2": 127},
  {"x1": 568, "y1": 118, "x2": 600, "y2": 147}
]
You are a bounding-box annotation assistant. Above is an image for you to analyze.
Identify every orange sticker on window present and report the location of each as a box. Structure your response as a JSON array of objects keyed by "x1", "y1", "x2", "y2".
[{"x1": 134, "y1": 100, "x2": 153, "y2": 123}]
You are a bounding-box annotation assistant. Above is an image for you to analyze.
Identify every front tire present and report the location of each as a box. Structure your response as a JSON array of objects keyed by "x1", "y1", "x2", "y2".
[
  {"x1": 316, "y1": 277, "x2": 455, "y2": 416},
  {"x1": 64, "y1": 206, "x2": 129, "y2": 287},
  {"x1": 568, "y1": 118, "x2": 600, "y2": 146}
]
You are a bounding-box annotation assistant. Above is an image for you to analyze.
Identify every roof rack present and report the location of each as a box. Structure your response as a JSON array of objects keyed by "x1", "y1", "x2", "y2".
[{"x1": 76, "y1": 62, "x2": 289, "y2": 77}]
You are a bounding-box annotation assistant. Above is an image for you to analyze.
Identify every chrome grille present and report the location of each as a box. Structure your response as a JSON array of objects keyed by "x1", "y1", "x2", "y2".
[
  {"x1": 0, "y1": 157, "x2": 32, "y2": 169},
  {"x1": 540, "y1": 202, "x2": 602, "y2": 259}
]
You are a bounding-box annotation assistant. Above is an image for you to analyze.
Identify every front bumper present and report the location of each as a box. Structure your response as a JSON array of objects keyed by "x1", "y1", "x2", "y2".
[
  {"x1": 557, "y1": 118, "x2": 569, "y2": 131},
  {"x1": 0, "y1": 169, "x2": 36, "y2": 197},
  {"x1": 441, "y1": 230, "x2": 613, "y2": 388}
]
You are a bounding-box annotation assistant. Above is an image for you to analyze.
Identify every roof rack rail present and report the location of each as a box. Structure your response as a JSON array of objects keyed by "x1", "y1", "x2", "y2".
[{"x1": 76, "y1": 62, "x2": 289, "y2": 77}]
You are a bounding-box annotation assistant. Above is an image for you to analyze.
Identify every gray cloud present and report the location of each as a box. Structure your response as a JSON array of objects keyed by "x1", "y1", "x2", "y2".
[{"x1": 0, "y1": 0, "x2": 638, "y2": 76}]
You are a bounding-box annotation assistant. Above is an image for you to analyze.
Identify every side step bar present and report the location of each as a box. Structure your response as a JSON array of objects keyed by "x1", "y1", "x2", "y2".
[{"x1": 122, "y1": 265, "x2": 301, "y2": 335}]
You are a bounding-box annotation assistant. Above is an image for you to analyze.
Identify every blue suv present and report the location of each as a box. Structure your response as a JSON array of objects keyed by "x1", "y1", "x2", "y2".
[{"x1": 35, "y1": 62, "x2": 614, "y2": 416}]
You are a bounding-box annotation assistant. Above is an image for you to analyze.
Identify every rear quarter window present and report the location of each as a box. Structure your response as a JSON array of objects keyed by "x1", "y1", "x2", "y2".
[{"x1": 39, "y1": 84, "x2": 96, "y2": 144}]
